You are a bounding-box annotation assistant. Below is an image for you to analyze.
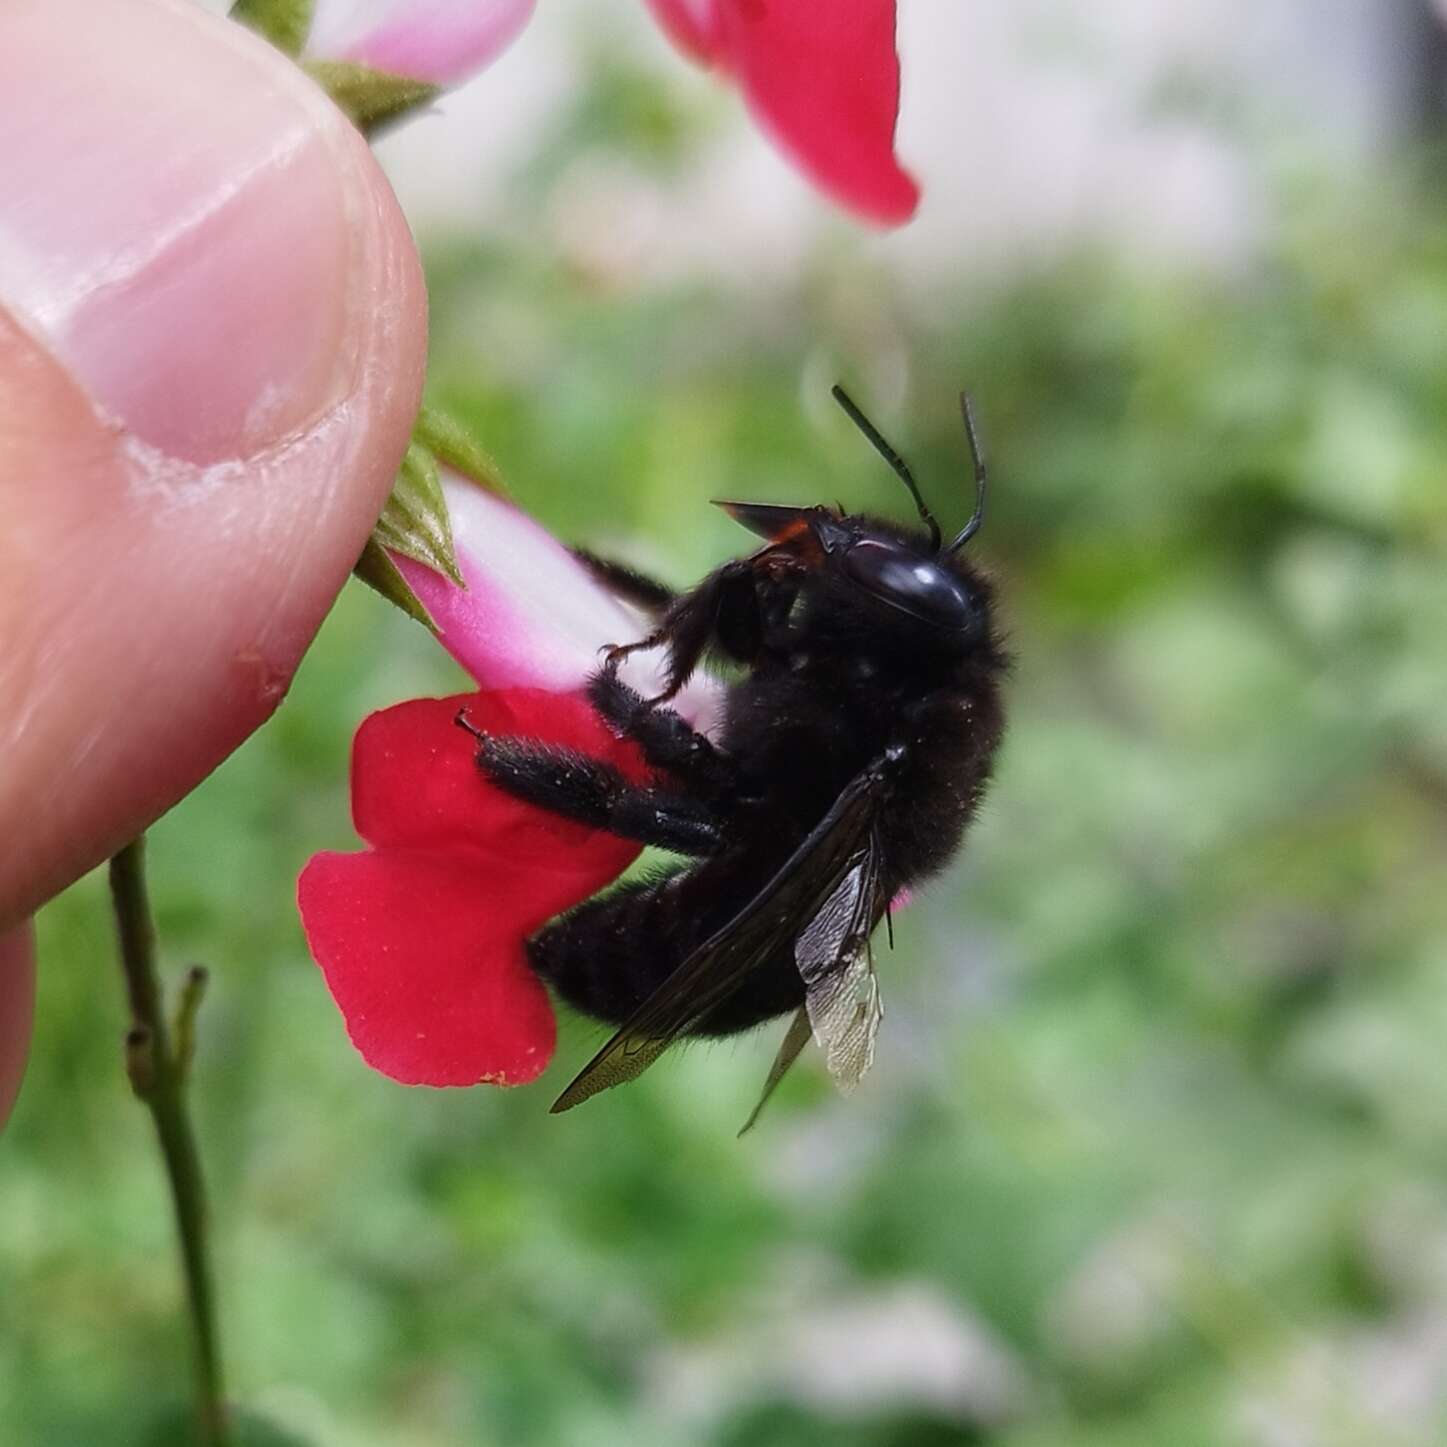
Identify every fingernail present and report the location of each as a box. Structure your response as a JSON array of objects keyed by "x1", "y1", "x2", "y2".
[{"x1": 0, "y1": 0, "x2": 379, "y2": 464}]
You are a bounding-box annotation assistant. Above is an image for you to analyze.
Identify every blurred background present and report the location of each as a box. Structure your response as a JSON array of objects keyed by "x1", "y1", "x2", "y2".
[{"x1": 7, "y1": 2, "x2": 1447, "y2": 1443}]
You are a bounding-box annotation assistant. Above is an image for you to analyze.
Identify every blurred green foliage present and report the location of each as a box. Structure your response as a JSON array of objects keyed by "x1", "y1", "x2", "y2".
[{"x1": 8, "y1": 51, "x2": 1447, "y2": 1447}]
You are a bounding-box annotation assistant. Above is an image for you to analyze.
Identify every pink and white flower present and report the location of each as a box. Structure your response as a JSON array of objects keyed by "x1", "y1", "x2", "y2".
[{"x1": 308, "y1": 0, "x2": 537, "y2": 87}]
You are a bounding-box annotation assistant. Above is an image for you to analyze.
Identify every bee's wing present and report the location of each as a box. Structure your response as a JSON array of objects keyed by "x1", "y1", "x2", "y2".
[
  {"x1": 735, "y1": 848, "x2": 885, "y2": 1135},
  {"x1": 795, "y1": 829, "x2": 885, "y2": 1093},
  {"x1": 736, "y1": 1007, "x2": 813, "y2": 1137},
  {"x1": 549, "y1": 758, "x2": 893, "y2": 1115}
]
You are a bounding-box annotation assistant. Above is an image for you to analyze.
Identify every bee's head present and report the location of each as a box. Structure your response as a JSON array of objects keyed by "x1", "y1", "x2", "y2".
[
  {"x1": 716, "y1": 386, "x2": 995, "y2": 653},
  {"x1": 717, "y1": 503, "x2": 991, "y2": 647}
]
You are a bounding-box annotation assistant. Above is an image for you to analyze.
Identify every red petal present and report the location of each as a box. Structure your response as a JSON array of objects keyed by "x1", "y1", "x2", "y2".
[
  {"x1": 644, "y1": 0, "x2": 725, "y2": 64},
  {"x1": 351, "y1": 689, "x2": 642, "y2": 893},
  {"x1": 298, "y1": 848, "x2": 556, "y2": 1087},
  {"x1": 719, "y1": 0, "x2": 918, "y2": 226}
]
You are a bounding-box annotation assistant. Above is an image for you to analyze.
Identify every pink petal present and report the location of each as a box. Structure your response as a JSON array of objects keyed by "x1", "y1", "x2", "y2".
[
  {"x1": 397, "y1": 480, "x2": 638, "y2": 691},
  {"x1": 308, "y1": 0, "x2": 536, "y2": 85},
  {"x1": 643, "y1": 0, "x2": 724, "y2": 64},
  {"x1": 395, "y1": 477, "x2": 723, "y2": 729},
  {"x1": 720, "y1": 0, "x2": 918, "y2": 226},
  {"x1": 299, "y1": 847, "x2": 557, "y2": 1086}
]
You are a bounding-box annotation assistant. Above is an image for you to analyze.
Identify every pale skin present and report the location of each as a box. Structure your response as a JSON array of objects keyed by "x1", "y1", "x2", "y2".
[{"x1": 0, "y1": 0, "x2": 431, "y2": 1123}]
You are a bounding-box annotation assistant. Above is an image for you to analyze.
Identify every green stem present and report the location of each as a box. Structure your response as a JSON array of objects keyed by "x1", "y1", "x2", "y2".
[{"x1": 109, "y1": 839, "x2": 230, "y2": 1447}]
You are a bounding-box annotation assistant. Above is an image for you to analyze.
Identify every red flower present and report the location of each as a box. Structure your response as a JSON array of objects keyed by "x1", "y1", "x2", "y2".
[
  {"x1": 306, "y1": 0, "x2": 918, "y2": 227},
  {"x1": 299, "y1": 688, "x2": 646, "y2": 1086},
  {"x1": 645, "y1": 0, "x2": 919, "y2": 225},
  {"x1": 299, "y1": 480, "x2": 722, "y2": 1087}
]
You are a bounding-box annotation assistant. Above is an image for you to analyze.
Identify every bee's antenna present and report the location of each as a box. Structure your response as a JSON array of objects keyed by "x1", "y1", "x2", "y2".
[
  {"x1": 946, "y1": 391, "x2": 987, "y2": 552},
  {"x1": 831, "y1": 384, "x2": 942, "y2": 553}
]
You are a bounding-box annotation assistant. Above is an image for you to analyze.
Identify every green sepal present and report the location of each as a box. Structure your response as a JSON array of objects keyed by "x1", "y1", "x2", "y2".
[
  {"x1": 303, "y1": 60, "x2": 440, "y2": 138},
  {"x1": 351, "y1": 408, "x2": 509, "y2": 627},
  {"x1": 381, "y1": 443, "x2": 466, "y2": 586},
  {"x1": 351, "y1": 436, "x2": 471, "y2": 629},
  {"x1": 353, "y1": 538, "x2": 440, "y2": 633},
  {"x1": 228, "y1": 0, "x2": 314, "y2": 57},
  {"x1": 414, "y1": 404, "x2": 506, "y2": 493}
]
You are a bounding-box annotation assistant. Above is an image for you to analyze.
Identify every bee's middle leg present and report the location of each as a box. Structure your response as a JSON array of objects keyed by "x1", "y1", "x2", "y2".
[{"x1": 587, "y1": 665, "x2": 734, "y2": 799}]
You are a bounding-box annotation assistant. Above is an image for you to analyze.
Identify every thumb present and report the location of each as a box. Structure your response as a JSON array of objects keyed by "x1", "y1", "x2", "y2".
[{"x1": 0, "y1": 0, "x2": 428, "y2": 928}]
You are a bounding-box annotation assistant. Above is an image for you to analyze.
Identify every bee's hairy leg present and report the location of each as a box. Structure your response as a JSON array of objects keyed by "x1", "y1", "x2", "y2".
[
  {"x1": 609, "y1": 560, "x2": 759, "y2": 701},
  {"x1": 587, "y1": 665, "x2": 735, "y2": 799},
  {"x1": 570, "y1": 548, "x2": 675, "y2": 613},
  {"x1": 471, "y1": 732, "x2": 724, "y2": 856},
  {"x1": 666, "y1": 559, "x2": 763, "y2": 695},
  {"x1": 591, "y1": 559, "x2": 765, "y2": 704}
]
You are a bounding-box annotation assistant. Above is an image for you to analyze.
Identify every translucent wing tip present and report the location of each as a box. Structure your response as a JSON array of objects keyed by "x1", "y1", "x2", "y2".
[
  {"x1": 550, "y1": 1031, "x2": 666, "y2": 1113},
  {"x1": 737, "y1": 1008, "x2": 814, "y2": 1137}
]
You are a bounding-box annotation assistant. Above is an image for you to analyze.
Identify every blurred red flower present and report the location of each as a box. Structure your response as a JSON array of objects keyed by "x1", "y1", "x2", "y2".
[
  {"x1": 645, "y1": 0, "x2": 918, "y2": 224},
  {"x1": 308, "y1": 0, "x2": 918, "y2": 225}
]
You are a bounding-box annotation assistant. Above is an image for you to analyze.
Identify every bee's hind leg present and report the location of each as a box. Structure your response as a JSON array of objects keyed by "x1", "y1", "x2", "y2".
[
  {"x1": 462, "y1": 723, "x2": 723, "y2": 856},
  {"x1": 570, "y1": 548, "x2": 675, "y2": 614}
]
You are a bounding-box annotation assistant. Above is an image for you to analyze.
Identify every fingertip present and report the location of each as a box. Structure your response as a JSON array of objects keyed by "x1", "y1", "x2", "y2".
[{"x1": 0, "y1": 0, "x2": 427, "y2": 923}]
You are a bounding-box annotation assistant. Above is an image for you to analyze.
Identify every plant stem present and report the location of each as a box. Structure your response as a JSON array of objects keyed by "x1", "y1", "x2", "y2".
[{"x1": 109, "y1": 838, "x2": 230, "y2": 1447}]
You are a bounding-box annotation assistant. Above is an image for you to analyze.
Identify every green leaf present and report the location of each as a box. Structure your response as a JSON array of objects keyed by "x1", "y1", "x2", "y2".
[
  {"x1": 228, "y1": 0, "x2": 313, "y2": 57},
  {"x1": 414, "y1": 404, "x2": 507, "y2": 492},
  {"x1": 303, "y1": 60, "x2": 440, "y2": 138},
  {"x1": 352, "y1": 537, "x2": 438, "y2": 633}
]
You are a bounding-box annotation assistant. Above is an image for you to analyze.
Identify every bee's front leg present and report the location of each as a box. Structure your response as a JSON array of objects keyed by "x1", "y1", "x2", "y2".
[
  {"x1": 587, "y1": 664, "x2": 735, "y2": 801},
  {"x1": 600, "y1": 559, "x2": 762, "y2": 702}
]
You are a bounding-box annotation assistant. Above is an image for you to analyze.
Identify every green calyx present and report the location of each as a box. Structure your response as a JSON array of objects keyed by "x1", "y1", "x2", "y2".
[
  {"x1": 228, "y1": 0, "x2": 314, "y2": 58},
  {"x1": 354, "y1": 407, "x2": 507, "y2": 630},
  {"x1": 302, "y1": 61, "x2": 440, "y2": 138}
]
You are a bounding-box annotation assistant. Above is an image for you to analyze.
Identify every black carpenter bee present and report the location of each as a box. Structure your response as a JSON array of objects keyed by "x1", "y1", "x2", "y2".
[{"x1": 457, "y1": 386, "x2": 1007, "y2": 1128}]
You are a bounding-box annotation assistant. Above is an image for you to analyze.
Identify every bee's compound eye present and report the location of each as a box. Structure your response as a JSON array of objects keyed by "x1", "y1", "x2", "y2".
[{"x1": 840, "y1": 540, "x2": 974, "y2": 631}]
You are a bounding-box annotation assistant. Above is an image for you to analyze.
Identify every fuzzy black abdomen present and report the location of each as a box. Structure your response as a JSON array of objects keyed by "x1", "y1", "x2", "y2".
[
  {"x1": 526, "y1": 854, "x2": 806, "y2": 1034},
  {"x1": 528, "y1": 644, "x2": 1006, "y2": 1040}
]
